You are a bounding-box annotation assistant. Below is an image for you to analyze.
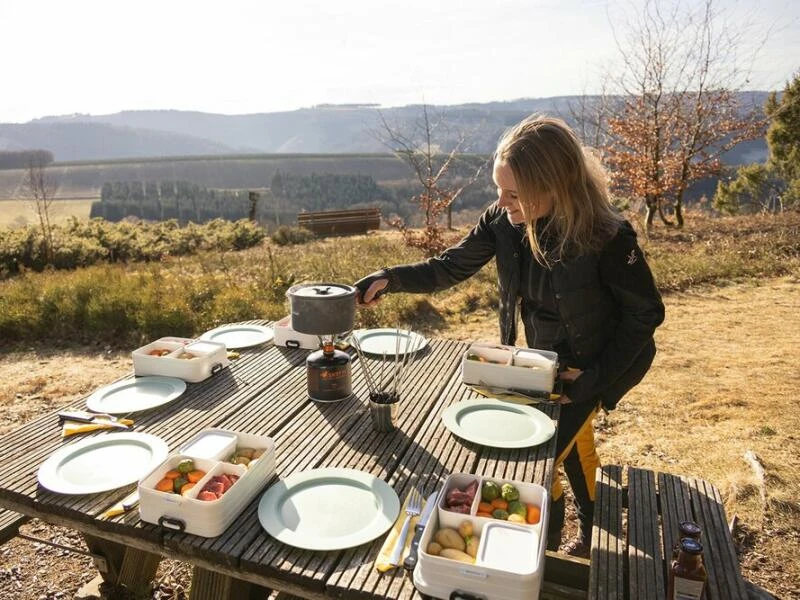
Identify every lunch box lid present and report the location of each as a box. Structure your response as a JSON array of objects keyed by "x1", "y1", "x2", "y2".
[{"x1": 478, "y1": 521, "x2": 540, "y2": 574}]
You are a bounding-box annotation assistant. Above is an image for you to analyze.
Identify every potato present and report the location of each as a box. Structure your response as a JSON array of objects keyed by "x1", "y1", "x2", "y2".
[
  {"x1": 465, "y1": 536, "x2": 479, "y2": 558},
  {"x1": 434, "y1": 528, "x2": 466, "y2": 551},
  {"x1": 439, "y1": 548, "x2": 475, "y2": 564},
  {"x1": 457, "y1": 520, "x2": 473, "y2": 539},
  {"x1": 426, "y1": 542, "x2": 442, "y2": 556}
]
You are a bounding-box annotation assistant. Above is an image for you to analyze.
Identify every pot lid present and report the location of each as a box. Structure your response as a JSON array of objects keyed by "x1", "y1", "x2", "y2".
[{"x1": 289, "y1": 283, "x2": 355, "y2": 298}]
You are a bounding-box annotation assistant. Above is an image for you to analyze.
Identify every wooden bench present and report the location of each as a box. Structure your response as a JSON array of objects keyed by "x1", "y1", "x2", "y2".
[
  {"x1": 296, "y1": 207, "x2": 381, "y2": 236},
  {"x1": 0, "y1": 509, "x2": 28, "y2": 545},
  {"x1": 589, "y1": 465, "x2": 749, "y2": 600}
]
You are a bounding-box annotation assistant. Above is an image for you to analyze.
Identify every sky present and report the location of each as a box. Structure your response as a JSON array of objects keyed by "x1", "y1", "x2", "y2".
[{"x1": 1, "y1": 0, "x2": 797, "y2": 124}]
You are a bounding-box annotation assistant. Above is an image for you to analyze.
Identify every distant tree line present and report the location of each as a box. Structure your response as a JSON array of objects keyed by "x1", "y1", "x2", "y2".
[
  {"x1": 270, "y1": 171, "x2": 392, "y2": 211},
  {"x1": 270, "y1": 169, "x2": 494, "y2": 225},
  {"x1": 0, "y1": 149, "x2": 54, "y2": 170},
  {"x1": 90, "y1": 180, "x2": 255, "y2": 223},
  {"x1": 86, "y1": 171, "x2": 497, "y2": 227}
]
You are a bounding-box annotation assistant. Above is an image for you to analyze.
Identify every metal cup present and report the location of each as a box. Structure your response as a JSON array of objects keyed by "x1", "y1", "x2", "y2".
[{"x1": 368, "y1": 391, "x2": 399, "y2": 432}]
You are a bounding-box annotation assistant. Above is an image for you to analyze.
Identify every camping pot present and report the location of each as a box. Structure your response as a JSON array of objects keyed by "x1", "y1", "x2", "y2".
[{"x1": 286, "y1": 283, "x2": 357, "y2": 335}]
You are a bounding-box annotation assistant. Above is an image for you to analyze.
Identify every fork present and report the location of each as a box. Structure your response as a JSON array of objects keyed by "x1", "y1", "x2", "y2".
[{"x1": 389, "y1": 487, "x2": 422, "y2": 566}]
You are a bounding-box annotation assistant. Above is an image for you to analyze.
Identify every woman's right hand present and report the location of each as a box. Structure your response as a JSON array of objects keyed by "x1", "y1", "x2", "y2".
[{"x1": 353, "y1": 271, "x2": 389, "y2": 306}]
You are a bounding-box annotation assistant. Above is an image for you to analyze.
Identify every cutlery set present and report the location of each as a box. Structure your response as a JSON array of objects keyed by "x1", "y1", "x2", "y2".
[
  {"x1": 387, "y1": 488, "x2": 439, "y2": 569},
  {"x1": 58, "y1": 410, "x2": 133, "y2": 430},
  {"x1": 351, "y1": 328, "x2": 422, "y2": 399}
]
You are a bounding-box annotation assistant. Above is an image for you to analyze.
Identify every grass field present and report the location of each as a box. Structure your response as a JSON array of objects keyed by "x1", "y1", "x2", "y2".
[
  {"x1": 0, "y1": 154, "x2": 413, "y2": 202},
  {"x1": 0, "y1": 199, "x2": 96, "y2": 227}
]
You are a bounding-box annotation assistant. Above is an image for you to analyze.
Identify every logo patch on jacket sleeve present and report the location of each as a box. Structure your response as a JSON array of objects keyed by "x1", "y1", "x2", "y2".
[{"x1": 627, "y1": 249, "x2": 638, "y2": 265}]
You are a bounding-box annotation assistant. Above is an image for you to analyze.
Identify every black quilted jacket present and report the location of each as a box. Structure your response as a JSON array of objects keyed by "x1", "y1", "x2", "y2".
[{"x1": 384, "y1": 202, "x2": 665, "y2": 410}]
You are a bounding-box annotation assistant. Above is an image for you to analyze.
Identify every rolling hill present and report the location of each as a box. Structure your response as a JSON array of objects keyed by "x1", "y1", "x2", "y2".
[{"x1": 2, "y1": 93, "x2": 771, "y2": 163}]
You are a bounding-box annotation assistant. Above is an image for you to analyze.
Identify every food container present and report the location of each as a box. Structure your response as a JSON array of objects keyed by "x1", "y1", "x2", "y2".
[
  {"x1": 436, "y1": 473, "x2": 548, "y2": 536},
  {"x1": 139, "y1": 429, "x2": 276, "y2": 537},
  {"x1": 286, "y1": 283, "x2": 356, "y2": 335},
  {"x1": 133, "y1": 337, "x2": 229, "y2": 383},
  {"x1": 273, "y1": 315, "x2": 321, "y2": 350},
  {"x1": 461, "y1": 342, "x2": 558, "y2": 397},
  {"x1": 413, "y1": 472, "x2": 549, "y2": 600}
]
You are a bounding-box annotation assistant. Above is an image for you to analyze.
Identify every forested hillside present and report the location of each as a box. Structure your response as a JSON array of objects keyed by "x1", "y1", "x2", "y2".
[{"x1": 0, "y1": 94, "x2": 770, "y2": 162}]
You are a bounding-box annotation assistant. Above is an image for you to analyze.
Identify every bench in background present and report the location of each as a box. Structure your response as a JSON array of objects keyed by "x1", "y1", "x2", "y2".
[
  {"x1": 590, "y1": 465, "x2": 749, "y2": 600},
  {"x1": 296, "y1": 207, "x2": 381, "y2": 237}
]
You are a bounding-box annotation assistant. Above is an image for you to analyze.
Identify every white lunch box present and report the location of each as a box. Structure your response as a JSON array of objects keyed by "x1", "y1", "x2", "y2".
[
  {"x1": 461, "y1": 342, "x2": 558, "y2": 398},
  {"x1": 138, "y1": 429, "x2": 276, "y2": 537},
  {"x1": 413, "y1": 472, "x2": 549, "y2": 600},
  {"x1": 272, "y1": 315, "x2": 320, "y2": 350},
  {"x1": 132, "y1": 337, "x2": 229, "y2": 383}
]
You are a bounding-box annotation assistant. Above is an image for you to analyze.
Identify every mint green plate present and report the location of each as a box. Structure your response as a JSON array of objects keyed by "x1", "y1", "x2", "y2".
[
  {"x1": 351, "y1": 328, "x2": 427, "y2": 356},
  {"x1": 86, "y1": 376, "x2": 186, "y2": 415},
  {"x1": 37, "y1": 432, "x2": 168, "y2": 494},
  {"x1": 199, "y1": 324, "x2": 274, "y2": 349},
  {"x1": 258, "y1": 468, "x2": 400, "y2": 551},
  {"x1": 441, "y1": 399, "x2": 556, "y2": 448}
]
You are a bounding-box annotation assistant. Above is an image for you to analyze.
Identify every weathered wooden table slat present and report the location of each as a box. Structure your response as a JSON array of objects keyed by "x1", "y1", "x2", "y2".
[{"x1": 0, "y1": 329, "x2": 564, "y2": 600}]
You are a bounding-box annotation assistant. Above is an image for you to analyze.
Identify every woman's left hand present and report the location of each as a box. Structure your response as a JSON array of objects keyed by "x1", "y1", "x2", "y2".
[
  {"x1": 559, "y1": 367, "x2": 583, "y2": 382},
  {"x1": 554, "y1": 368, "x2": 582, "y2": 404}
]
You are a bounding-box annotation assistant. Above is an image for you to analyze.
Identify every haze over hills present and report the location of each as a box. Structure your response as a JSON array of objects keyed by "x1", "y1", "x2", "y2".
[{"x1": 0, "y1": 93, "x2": 772, "y2": 163}]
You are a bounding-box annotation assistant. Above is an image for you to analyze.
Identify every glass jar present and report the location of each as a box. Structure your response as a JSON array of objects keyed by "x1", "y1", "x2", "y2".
[
  {"x1": 667, "y1": 538, "x2": 707, "y2": 600},
  {"x1": 672, "y1": 520, "x2": 702, "y2": 559}
]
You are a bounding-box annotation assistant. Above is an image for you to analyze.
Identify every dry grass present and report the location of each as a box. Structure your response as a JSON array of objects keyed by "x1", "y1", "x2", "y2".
[{"x1": 0, "y1": 199, "x2": 95, "y2": 227}]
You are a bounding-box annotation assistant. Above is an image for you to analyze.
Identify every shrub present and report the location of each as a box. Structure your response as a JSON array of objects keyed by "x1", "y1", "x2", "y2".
[
  {"x1": 270, "y1": 226, "x2": 315, "y2": 246},
  {"x1": 0, "y1": 218, "x2": 267, "y2": 277},
  {"x1": 2, "y1": 214, "x2": 798, "y2": 347}
]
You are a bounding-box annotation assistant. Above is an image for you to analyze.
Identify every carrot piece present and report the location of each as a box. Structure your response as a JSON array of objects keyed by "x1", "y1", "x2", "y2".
[
  {"x1": 155, "y1": 478, "x2": 174, "y2": 492},
  {"x1": 526, "y1": 504, "x2": 541, "y2": 524},
  {"x1": 180, "y1": 482, "x2": 196, "y2": 496},
  {"x1": 476, "y1": 511, "x2": 493, "y2": 518},
  {"x1": 478, "y1": 501, "x2": 493, "y2": 513},
  {"x1": 164, "y1": 469, "x2": 182, "y2": 480},
  {"x1": 187, "y1": 470, "x2": 206, "y2": 483},
  {"x1": 490, "y1": 498, "x2": 508, "y2": 510}
]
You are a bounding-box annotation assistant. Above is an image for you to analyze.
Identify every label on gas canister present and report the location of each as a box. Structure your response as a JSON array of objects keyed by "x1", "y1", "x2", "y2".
[{"x1": 307, "y1": 364, "x2": 352, "y2": 401}]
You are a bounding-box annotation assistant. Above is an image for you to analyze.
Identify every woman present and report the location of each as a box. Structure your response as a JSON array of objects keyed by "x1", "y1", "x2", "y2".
[{"x1": 354, "y1": 114, "x2": 665, "y2": 557}]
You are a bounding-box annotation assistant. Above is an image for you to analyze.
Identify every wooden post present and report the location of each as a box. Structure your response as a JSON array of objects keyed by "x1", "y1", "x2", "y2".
[
  {"x1": 82, "y1": 535, "x2": 162, "y2": 597},
  {"x1": 248, "y1": 191, "x2": 260, "y2": 222}
]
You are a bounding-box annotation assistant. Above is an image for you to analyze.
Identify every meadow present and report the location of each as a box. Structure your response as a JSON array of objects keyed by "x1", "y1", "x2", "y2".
[
  {"x1": 0, "y1": 199, "x2": 95, "y2": 228},
  {"x1": 1, "y1": 211, "x2": 798, "y2": 348}
]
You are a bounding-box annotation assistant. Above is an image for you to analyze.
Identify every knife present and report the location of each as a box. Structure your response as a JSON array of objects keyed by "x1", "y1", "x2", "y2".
[
  {"x1": 58, "y1": 410, "x2": 132, "y2": 430},
  {"x1": 100, "y1": 490, "x2": 140, "y2": 520},
  {"x1": 473, "y1": 383, "x2": 555, "y2": 403},
  {"x1": 403, "y1": 490, "x2": 438, "y2": 572}
]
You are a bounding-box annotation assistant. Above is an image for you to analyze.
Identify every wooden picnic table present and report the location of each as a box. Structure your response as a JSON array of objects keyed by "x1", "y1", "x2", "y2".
[{"x1": 0, "y1": 325, "x2": 575, "y2": 600}]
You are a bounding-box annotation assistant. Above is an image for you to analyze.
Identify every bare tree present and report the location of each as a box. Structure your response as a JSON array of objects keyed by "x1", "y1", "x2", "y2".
[
  {"x1": 22, "y1": 155, "x2": 58, "y2": 261},
  {"x1": 376, "y1": 104, "x2": 487, "y2": 256},
  {"x1": 565, "y1": 80, "x2": 616, "y2": 150},
  {"x1": 575, "y1": 0, "x2": 768, "y2": 230}
]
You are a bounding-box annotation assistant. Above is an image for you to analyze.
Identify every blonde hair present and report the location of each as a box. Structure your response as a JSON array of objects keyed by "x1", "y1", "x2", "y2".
[{"x1": 494, "y1": 114, "x2": 622, "y2": 265}]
